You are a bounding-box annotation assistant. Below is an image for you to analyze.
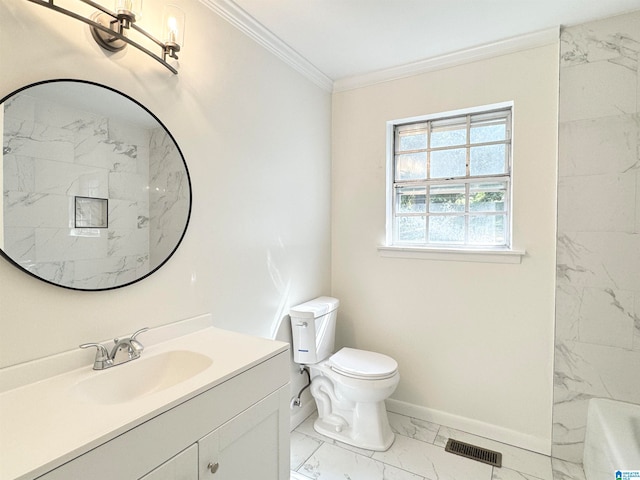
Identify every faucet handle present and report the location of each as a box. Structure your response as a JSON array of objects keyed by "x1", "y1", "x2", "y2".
[
  {"x1": 131, "y1": 327, "x2": 149, "y2": 341},
  {"x1": 80, "y1": 343, "x2": 112, "y2": 370},
  {"x1": 80, "y1": 342, "x2": 109, "y2": 358},
  {"x1": 113, "y1": 327, "x2": 149, "y2": 344},
  {"x1": 129, "y1": 327, "x2": 150, "y2": 355}
]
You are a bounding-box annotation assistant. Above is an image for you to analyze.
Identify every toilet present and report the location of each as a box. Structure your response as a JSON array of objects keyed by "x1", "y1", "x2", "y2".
[{"x1": 290, "y1": 296, "x2": 400, "y2": 451}]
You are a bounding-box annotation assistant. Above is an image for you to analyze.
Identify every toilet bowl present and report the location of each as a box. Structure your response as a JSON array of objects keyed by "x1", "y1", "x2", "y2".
[
  {"x1": 290, "y1": 297, "x2": 400, "y2": 451},
  {"x1": 309, "y1": 347, "x2": 399, "y2": 450}
]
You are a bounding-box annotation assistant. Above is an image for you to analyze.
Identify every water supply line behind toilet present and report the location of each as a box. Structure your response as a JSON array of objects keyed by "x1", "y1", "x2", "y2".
[{"x1": 291, "y1": 366, "x2": 311, "y2": 408}]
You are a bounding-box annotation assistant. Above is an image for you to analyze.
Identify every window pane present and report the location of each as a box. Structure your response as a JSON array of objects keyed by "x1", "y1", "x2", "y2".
[
  {"x1": 395, "y1": 152, "x2": 427, "y2": 180},
  {"x1": 469, "y1": 214, "x2": 506, "y2": 245},
  {"x1": 431, "y1": 123, "x2": 466, "y2": 148},
  {"x1": 398, "y1": 216, "x2": 426, "y2": 243},
  {"x1": 470, "y1": 120, "x2": 507, "y2": 144},
  {"x1": 391, "y1": 107, "x2": 511, "y2": 248},
  {"x1": 397, "y1": 186, "x2": 426, "y2": 213},
  {"x1": 429, "y1": 184, "x2": 465, "y2": 212},
  {"x1": 430, "y1": 148, "x2": 466, "y2": 178},
  {"x1": 469, "y1": 182, "x2": 507, "y2": 212},
  {"x1": 469, "y1": 144, "x2": 506, "y2": 176},
  {"x1": 398, "y1": 131, "x2": 427, "y2": 151},
  {"x1": 428, "y1": 215, "x2": 465, "y2": 244}
]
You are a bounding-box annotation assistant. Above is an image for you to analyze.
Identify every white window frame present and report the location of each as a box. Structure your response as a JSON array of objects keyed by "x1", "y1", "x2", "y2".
[{"x1": 381, "y1": 102, "x2": 525, "y2": 263}]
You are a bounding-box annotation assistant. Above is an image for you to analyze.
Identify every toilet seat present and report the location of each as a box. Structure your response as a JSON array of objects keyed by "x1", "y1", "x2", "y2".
[{"x1": 329, "y1": 347, "x2": 398, "y2": 380}]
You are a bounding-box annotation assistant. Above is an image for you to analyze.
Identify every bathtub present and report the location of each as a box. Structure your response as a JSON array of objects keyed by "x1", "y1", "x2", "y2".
[{"x1": 584, "y1": 398, "x2": 640, "y2": 480}]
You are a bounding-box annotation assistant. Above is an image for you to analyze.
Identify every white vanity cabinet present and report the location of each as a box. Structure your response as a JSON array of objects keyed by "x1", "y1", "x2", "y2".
[
  {"x1": 35, "y1": 351, "x2": 290, "y2": 480},
  {"x1": 140, "y1": 388, "x2": 286, "y2": 480}
]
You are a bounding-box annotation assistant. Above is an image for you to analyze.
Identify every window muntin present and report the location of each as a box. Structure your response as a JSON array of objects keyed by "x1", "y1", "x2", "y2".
[{"x1": 392, "y1": 108, "x2": 512, "y2": 248}]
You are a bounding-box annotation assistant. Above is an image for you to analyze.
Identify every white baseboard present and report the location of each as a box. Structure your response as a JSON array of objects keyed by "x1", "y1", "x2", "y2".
[{"x1": 386, "y1": 398, "x2": 551, "y2": 456}]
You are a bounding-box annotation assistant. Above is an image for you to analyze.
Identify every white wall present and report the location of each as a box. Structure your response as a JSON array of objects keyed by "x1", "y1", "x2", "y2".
[
  {"x1": 331, "y1": 44, "x2": 559, "y2": 453},
  {"x1": 0, "y1": 1, "x2": 330, "y2": 370}
]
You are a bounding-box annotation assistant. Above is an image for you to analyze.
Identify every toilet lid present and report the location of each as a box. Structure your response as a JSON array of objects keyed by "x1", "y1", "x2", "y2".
[{"x1": 329, "y1": 347, "x2": 398, "y2": 379}]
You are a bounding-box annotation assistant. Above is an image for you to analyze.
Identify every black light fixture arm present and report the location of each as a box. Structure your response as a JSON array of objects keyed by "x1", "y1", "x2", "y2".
[{"x1": 26, "y1": 0, "x2": 179, "y2": 74}]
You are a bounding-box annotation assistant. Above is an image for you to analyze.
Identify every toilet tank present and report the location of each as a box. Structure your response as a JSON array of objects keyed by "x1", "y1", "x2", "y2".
[{"x1": 289, "y1": 296, "x2": 339, "y2": 364}]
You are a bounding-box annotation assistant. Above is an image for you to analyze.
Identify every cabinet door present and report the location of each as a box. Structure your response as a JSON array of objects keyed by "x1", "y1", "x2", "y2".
[
  {"x1": 198, "y1": 388, "x2": 289, "y2": 480},
  {"x1": 139, "y1": 445, "x2": 198, "y2": 480}
]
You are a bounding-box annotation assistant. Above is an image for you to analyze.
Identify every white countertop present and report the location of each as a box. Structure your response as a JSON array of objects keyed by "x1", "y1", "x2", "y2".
[{"x1": 0, "y1": 320, "x2": 288, "y2": 480}]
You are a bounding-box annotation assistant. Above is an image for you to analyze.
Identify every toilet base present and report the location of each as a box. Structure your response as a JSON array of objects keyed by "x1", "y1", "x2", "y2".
[
  {"x1": 307, "y1": 359, "x2": 399, "y2": 452},
  {"x1": 312, "y1": 401, "x2": 395, "y2": 451}
]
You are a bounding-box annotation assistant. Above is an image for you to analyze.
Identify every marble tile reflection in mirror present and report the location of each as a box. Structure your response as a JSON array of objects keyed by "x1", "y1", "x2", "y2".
[{"x1": 1, "y1": 80, "x2": 191, "y2": 291}]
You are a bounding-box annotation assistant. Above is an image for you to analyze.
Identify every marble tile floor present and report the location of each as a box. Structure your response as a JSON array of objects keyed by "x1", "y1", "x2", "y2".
[{"x1": 290, "y1": 412, "x2": 587, "y2": 480}]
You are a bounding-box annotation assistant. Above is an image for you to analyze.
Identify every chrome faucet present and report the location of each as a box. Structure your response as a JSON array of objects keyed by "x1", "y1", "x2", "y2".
[{"x1": 80, "y1": 327, "x2": 149, "y2": 370}]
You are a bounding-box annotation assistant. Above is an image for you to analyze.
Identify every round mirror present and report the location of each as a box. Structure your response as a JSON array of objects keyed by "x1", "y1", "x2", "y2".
[{"x1": 1, "y1": 79, "x2": 191, "y2": 291}]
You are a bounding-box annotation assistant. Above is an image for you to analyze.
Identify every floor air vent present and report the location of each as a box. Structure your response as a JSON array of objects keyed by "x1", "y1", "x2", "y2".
[{"x1": 444, "y1": 439, "x2": 502, "y2": 467}]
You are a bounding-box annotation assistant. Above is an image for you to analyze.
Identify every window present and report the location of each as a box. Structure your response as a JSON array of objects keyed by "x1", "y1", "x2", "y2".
[{"x1": 388, "y1": 105, "x2": 512, "y2": 250}]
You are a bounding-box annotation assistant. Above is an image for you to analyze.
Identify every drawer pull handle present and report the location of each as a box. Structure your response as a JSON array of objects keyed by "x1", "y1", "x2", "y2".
[{"x1": 208, "y1": 462, "x2": 219, "y2": 474}]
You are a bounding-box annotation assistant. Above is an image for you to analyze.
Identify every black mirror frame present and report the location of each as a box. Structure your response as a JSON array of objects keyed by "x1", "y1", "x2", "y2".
[{"x1": 0, "y1": 78, "x2": 192, "y2": 291}]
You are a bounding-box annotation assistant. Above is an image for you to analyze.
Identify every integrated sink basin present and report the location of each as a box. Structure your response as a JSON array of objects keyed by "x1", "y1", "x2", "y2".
[
  {"x1": 0, "y1": 317, "x2": 291, "y2": 480},
  {"x1": 73, "y1": 350, "x2": 213, "y2": 404}
]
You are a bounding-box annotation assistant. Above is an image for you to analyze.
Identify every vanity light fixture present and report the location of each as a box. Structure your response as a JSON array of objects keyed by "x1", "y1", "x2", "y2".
[{"x1": 27, "y1": 0, "x2": 185, "y2": 74}]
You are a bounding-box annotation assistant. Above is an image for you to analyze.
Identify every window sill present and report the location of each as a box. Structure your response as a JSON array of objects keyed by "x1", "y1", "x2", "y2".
[{"x1": 377, "y1": 245, "x2": 526, "y2": 264}]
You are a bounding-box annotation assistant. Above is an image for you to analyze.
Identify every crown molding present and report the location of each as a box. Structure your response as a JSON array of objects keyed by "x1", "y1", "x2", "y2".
[
  {"x1": 333, "y1": 27, "x2": 560, "y2": 93},
  {"x1": 199, "y1": 0, "x2": 334, "y2": 92}
]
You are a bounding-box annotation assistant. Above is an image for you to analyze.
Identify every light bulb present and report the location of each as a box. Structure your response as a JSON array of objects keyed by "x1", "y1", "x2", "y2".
[{"x1": 167, "y1": 16, "x2": 178, "y2": 43}]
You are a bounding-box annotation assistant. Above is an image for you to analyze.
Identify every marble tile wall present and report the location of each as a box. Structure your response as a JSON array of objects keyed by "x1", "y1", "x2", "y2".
[
  {"x1": 553, "y1": 10, "x2": 640, "y2": 463},
  {"x1": 2, "y1": 92, "x2": 150, "y2": 289}
]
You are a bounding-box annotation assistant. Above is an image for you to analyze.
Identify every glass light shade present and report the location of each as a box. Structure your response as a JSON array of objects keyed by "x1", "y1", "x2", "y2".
[
  {"x1": 162, "y1": 5, "x2": 186, "y2": 46},
  {"x1": 115, "y1": 0, "x2": 142, "y2": 20}
]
